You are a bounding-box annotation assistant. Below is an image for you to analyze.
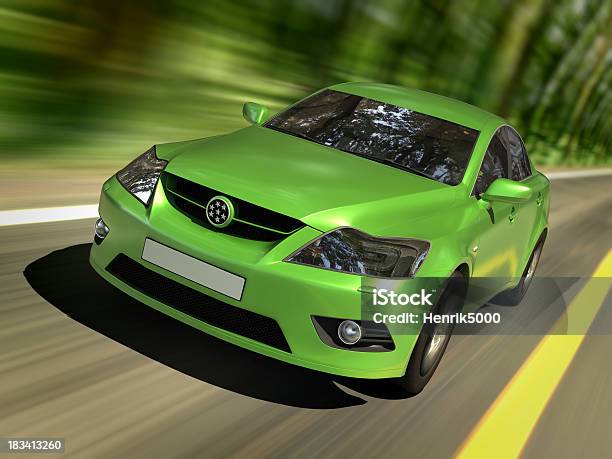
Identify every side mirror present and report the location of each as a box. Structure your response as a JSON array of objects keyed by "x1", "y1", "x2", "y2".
[
  {"x1": 242, "y1": 102, "x2": 269, "y2": 125},
  {"x1": 482, "y1": 178, "x2": 532, "y2": 204}
]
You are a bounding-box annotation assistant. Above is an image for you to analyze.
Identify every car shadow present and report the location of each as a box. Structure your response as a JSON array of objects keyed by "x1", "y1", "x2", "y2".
[{"x1": 23, "y1": 244, "x2": 410, "y2": 408}]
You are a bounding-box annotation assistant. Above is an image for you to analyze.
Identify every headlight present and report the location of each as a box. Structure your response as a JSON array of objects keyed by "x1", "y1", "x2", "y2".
[
  {"x1": 116, "y1": 146, "x2": 168, "y2": 205},
  {"x1": 285, "y1": 228, "x2": 430, "y2": 278}
]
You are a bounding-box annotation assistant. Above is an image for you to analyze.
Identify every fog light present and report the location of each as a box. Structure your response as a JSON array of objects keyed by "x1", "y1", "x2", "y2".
[
  {"x1": 94, "y1": 218, "x2": 109, "y2": 239},
  {"x1": 338, "y1": 320, "x2": 361, "y2": 345}
]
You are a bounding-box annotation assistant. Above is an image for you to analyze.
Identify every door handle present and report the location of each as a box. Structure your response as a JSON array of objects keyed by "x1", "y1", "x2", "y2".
[
  {"x1": 508, "y1": 206, "x2": 517, "y2": 223},
  {"x1": 536, "y1": 192, "x2": 543, "y2": 206}
]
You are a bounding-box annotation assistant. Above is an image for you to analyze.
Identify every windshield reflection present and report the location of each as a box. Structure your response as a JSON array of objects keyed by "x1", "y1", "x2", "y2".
[{"x1": 266, "y1": 89, "x2": 479, "y2": 185}]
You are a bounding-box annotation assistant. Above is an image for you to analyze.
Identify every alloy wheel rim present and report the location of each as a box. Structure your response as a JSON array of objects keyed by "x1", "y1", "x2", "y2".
[
  {"x1": 421, "y1": 330, "x2": 449, "y2": 375},
  {"x1": 525, "y1": 245, "x2": 542, "y2": 282},
  {"x1": 420, "y1": 277, "x2": 464, "y2": 376}
]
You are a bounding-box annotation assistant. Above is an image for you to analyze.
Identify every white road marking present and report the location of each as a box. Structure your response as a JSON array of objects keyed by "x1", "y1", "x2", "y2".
[
  {"x1": 545, "y1": 168, "x2": 612, "y2": 180},
  {"x1": 0, "y1": 204, "x2": 98, "y2": 227},
  {"x1": 0, "y1": 169, "x2": 610, "y2": 227}
]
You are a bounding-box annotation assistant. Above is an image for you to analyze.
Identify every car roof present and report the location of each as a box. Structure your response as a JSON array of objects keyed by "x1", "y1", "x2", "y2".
[{"x1": 328, "y1": 82, "x2": 505, "y2": 131}]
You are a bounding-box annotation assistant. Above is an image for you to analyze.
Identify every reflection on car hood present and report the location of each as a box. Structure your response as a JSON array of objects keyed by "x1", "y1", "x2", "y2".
[{"x1": 162, "y1": 126, "x2": 459, "y2": 234}]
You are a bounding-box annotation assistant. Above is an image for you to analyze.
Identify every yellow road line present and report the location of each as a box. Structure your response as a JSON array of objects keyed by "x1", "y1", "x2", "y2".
[{"x1": 455, "y1": 250, "x2": 612, "y2": 459}]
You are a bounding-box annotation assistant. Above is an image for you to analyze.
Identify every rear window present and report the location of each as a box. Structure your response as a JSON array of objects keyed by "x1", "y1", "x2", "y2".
[
  {"x1": 498, "y1": 126, "x2": 532, "y2": 181},
  {"x1": 473, "y1": 133, "x2": 509, "y2": 196},
  {"x1": 265, "y1": 89, "x2": 479, "y2": 185}
]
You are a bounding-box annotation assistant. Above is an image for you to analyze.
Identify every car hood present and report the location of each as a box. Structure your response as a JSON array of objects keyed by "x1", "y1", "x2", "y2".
[{"x1": 162, "y1": 126, "x2": 459, "y2": 234}]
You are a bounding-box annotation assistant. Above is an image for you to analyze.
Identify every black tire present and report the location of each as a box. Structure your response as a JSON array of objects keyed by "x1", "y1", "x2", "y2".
[
  {"x1": 390, "y1": 271, "x2": 467, "y2": 395},
  {"x1": 492, "y1": 239, "x2": 544, "y2": 306}
]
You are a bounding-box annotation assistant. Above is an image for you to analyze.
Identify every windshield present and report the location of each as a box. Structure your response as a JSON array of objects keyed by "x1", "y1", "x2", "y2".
[{"x1": 265, "y1": 89, "x2": 479, "y2": 185}]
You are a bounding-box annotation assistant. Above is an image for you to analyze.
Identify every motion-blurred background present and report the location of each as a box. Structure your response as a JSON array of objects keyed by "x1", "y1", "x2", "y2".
[
  {"x1": 1, "y1": 0, "x2": 610, "y2": 209},
  {"x1": 1, "y1": 4, "x2": 612, "y2": 456}
]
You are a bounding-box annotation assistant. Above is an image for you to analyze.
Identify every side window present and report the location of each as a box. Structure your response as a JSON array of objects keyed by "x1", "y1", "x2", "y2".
[
  {"x1": 499, "y1": 126, "x2": 531, "y2": 181},
  {"x1": 473, "y1": 133, "x2": 509, "y2": 196}
]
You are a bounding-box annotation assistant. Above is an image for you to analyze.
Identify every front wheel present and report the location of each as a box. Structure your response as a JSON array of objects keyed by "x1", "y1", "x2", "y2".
[{"x1": 390, "y1": 271, "x2": 467, "y2": 395}]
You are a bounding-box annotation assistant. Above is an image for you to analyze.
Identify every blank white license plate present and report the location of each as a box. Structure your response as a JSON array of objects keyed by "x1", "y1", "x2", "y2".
[{"x1": 141, "y1": 238, "x2": 245, "y2": 300}]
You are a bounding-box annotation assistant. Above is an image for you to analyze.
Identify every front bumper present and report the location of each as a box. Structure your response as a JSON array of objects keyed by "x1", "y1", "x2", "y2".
[{"x1": 90, "y1": 176, "x2": 423, "y2": 379}]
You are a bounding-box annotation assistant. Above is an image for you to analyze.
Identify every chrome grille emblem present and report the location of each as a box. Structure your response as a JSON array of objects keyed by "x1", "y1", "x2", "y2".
[{"x1": 206, "y1": 195, "x2": 234, "y2": 228}]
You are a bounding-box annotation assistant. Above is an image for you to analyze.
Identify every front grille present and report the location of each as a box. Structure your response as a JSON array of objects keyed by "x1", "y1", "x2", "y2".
[
  {"x1": 162, "y1": 172, "x2": 304, "y2": 241},
  {"x1": 107, "y1": 254, "x2": 291, "y2": 353}
]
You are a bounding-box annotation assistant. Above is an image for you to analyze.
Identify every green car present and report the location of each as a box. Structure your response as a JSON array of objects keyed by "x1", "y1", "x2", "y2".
[{"x1": 90, "y1": 83, "x2": 549, "y2": 394}]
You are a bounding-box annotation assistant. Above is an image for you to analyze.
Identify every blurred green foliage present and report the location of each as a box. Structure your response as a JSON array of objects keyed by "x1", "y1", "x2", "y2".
[{"x1": 0, "y1": 0, "x2": 609, "y2": 167}]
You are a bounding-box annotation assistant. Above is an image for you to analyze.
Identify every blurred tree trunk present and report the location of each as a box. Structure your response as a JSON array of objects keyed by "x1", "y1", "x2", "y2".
[
  {"x1": 486, "y1": 0, "x2": 547, "y2": 113},
  {"x1": 465, "y1": 1, "x2": 514, "y2": 108},
  {"x1": 496, "y1": 0, "x2": 555, "y2": 117},
  {"x1": 565, "y1": 34, "x2": 609, "y2": 159}
]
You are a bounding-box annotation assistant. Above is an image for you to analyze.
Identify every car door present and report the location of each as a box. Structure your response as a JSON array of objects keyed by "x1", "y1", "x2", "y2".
[
  {"x1": 470, "y1": 130, "x2": 517, "y2": 288},
  {"x1": 498, "y1": 126, "x2": 540, "y2": 277}
]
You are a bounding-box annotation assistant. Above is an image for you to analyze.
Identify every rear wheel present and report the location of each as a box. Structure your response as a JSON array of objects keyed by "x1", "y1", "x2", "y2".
[
  {"x1": 391, "y1": 271, "x2": 467, "y2": 395},
  {"x1": 493, "y1": 239, "x2": 544, "y2": 306}
]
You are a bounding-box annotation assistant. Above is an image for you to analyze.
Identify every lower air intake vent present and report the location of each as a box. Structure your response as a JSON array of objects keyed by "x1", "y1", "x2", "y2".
[{"x1": 107, "y1": 254, "x2": 291, "y2": 353}]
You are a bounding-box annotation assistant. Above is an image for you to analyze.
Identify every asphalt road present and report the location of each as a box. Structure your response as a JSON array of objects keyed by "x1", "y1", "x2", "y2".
[{"x1": 1, "y1": 175, "x2": 611, "y2": 458}]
